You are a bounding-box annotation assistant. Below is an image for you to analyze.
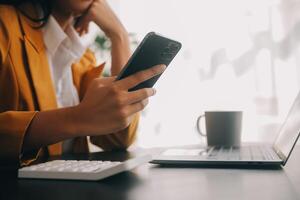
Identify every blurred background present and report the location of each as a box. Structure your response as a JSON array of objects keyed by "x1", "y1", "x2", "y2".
[{"x1": 83, "y1": 0, "x2": 300, "y2": 150}]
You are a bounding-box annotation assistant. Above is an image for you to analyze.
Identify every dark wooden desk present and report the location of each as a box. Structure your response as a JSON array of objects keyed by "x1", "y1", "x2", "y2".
[{"x1": 1, "y1": 147, "x2": 300, "y2": 200}]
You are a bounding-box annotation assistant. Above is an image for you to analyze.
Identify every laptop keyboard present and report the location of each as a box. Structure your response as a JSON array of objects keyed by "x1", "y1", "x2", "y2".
[{"x1": 206, "y1": 146, "x2": 279, "y2": 161}]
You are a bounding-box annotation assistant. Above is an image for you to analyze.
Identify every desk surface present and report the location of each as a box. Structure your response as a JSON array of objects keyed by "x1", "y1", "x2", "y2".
[{"x1": 1, "y1": 146, "x2": 300, "y2": 200}]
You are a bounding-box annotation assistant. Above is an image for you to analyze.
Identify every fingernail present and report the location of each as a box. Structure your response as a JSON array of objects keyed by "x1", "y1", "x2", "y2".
[
  {"x1": 156, "y1": 64, "x2": 166, "y2": 72},
  {"x1": 160, "y1": 64, "x2": 167, "y2": 70},
  {"x1": 152, "y1": 88, "x2": 156, "y2": 95}
]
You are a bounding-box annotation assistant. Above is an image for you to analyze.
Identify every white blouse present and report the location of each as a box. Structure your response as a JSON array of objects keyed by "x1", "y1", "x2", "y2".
[{"x1": 42, "y1": 15, "x2": 86, "y2": 154}]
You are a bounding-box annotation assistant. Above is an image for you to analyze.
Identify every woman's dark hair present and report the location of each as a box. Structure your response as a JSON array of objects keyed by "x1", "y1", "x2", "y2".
[{"x1": 0, "y1": 0, "x2": 52, "y2": 26}]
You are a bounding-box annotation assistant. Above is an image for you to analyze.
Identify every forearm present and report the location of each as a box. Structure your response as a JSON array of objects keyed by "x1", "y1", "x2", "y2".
[
  {"x1": 109, "y1": 31, "x2": 131, "y2": 76},
  {"x1": 22, "y1": 106, "x2": 79, "y2": 152},
  {"x1": 90, "y1": 113, "x2": 139, "y2": 150}
]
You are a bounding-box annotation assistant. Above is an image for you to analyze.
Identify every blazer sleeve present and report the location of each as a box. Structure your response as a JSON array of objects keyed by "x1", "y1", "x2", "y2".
[
  {"x1": 90, "y1": 114, "x2": 140, "y2": 151},
  {"x1": 75, "y1": 50, "x2": 140, "y2": 151},
  {"x1": 0, "y1": 17, "x2": 41, "y2": 167},
  {"x1": 0, "y1": 111, "x2": 39, "y2": 167}
]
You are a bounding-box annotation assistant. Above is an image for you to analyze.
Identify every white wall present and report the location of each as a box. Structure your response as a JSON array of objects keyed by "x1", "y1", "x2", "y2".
[{"x1": 89, "y1": 0, "x2": 300, "y2": 150}]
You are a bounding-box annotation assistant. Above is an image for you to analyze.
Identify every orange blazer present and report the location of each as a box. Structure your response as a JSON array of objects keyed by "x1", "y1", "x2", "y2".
[{"x1": 0, "y1": 5, "x2": 139, "y2": 167}]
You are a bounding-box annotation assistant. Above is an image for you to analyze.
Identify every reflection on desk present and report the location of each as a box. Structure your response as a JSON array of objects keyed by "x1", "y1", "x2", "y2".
[{"x1": 1, "y1": 147, "x2": 299, "y2": 200}]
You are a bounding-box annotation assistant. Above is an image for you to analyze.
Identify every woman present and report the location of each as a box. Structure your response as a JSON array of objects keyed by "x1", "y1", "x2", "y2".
[{"x1": 0, "y1": 0, "x2": 165, "y2": 167}]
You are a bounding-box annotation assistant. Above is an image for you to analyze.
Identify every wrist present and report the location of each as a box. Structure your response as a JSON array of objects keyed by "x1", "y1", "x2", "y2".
[
  {"x1": 106, "y1": 28, "x2": 129, "y2": 42},
  {"x1": 64, "y1": 105, "x2": 83, "y2": 137}
]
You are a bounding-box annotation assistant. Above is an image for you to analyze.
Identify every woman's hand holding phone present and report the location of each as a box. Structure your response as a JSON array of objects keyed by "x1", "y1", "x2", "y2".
[{"x1": 72, "y1": 64, "x2": 166, "y2": 136}]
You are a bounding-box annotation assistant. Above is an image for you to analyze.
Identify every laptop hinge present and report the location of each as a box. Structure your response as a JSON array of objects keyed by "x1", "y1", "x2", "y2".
[{"x1": 272, "y1": 146, "x2": 286, "y2": 163}]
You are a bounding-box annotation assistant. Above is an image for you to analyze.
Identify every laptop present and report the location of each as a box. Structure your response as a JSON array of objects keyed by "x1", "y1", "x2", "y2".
[{"x1": 151, "y1": 92, "x2": 300, "y2": 167}]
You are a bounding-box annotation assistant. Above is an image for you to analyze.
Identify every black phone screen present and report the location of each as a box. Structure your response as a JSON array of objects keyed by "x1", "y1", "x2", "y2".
[{"x1": 116, "y1": 32, "x2": 182, "y2": 91}]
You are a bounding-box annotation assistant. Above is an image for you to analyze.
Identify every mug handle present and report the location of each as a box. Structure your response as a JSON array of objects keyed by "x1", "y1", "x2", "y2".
[{"x1": 196, "y1": 115, "x2": 206, "y2": 136}]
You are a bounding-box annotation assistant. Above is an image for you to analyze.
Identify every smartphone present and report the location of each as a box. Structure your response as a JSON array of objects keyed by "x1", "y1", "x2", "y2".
[{"x1": 116, "y1": 32, "x2": 182, "y2": 91}]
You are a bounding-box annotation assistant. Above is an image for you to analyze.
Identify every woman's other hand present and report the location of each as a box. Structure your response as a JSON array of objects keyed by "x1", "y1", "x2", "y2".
[
  {"x1": 75, "y1": 0, "x2": 130, "y2": 75},
  {"x1": 75, "y1": 0, "x2": 126, "y2": 39}
]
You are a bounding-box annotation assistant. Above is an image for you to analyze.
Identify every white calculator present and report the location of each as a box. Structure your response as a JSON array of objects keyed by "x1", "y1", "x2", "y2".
[{"x1": 18, "y1": 155, "x2": 151, "y2": 181}]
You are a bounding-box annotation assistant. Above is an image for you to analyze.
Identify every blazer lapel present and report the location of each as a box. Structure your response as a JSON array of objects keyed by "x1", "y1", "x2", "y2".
[
  {"x1": 18, "y1": 12, "x2": 61, "y2": 155},
  {"x1": 18, "y1": 13, "x2": 57, "y2": 111}
]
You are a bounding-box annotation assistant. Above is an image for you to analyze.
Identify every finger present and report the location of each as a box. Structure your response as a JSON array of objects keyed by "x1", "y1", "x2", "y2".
[
  {"x1": 80, "y1": 29, "x2": 86, "y2": 36},
  {"x1": 95, "y1": 76, "x2": 117, "y2": 86},
  {"x1": 79, "y1": 23, "x2": 90, "y2": 36},
  {"x1": 79, "y1": 30, "x2": 84, "y2": 36},
  {"x1": 75, "y1": 18, "x2": 86, "y2": 31},
  {"x1": 126, "y1": 99, "x2": 149, "y2": 116},
  {"x1": 76, "y1": 27, "x2": 82, "y2": 34},
  {"x1": 79, "y1": 24, "x2": 89, "y2": 36},
  {"x1": 115, "y1": 64, "x2": 166, "y2": 90},
  {"x1": 75, "y1": 17, "x2": 90, "y2": 31},
  {"x1": 125, "y1": 88, "x2": 156, "y2": 105},
  {"x1": 84, "y1": 26, "x2": 89, "y2": 34}
]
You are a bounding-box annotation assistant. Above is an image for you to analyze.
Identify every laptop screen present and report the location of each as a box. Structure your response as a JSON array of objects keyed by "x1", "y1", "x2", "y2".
[{"x1": 273, "y1": 91, "x2": 300, "y2": 165}]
